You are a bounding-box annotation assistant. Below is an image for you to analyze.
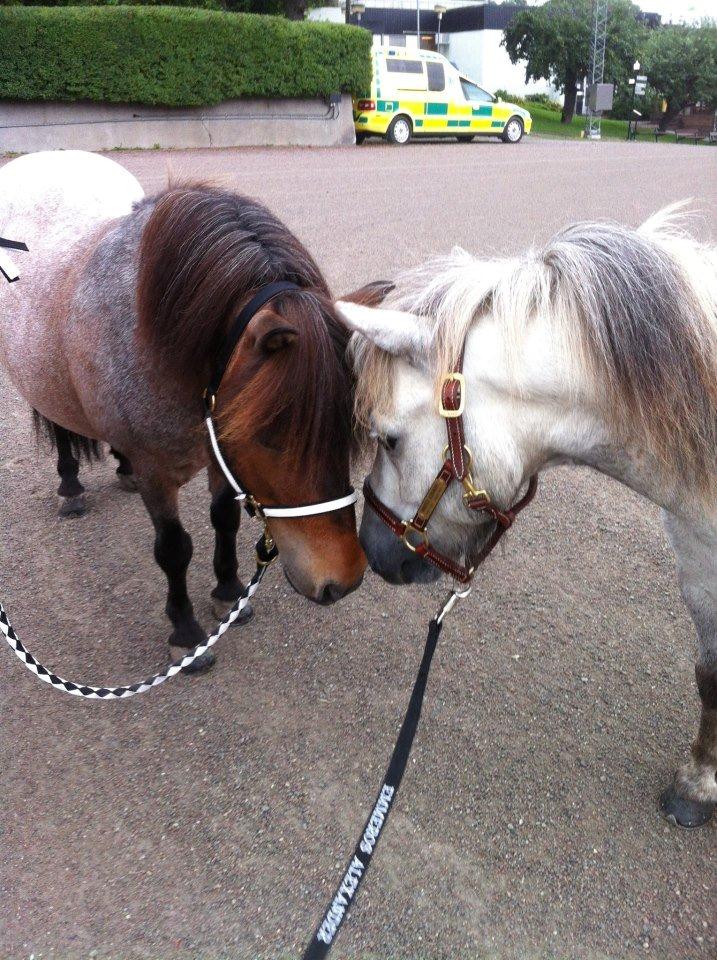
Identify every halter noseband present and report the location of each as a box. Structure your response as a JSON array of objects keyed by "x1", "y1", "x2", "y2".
[
  {"x1": 203, "y1": 281, "x2": 357, "y2": 520},
  {"x1": 364, "y1": 357, "x2": 537, "y2": 584}
]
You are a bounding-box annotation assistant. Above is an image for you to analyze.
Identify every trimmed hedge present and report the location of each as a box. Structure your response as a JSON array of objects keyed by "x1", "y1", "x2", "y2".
[
  {"x1": 0, "y1": 7, "x2": 372, "y2": 106},
  {"x1": 494, "y1": 89, "x2": 562, "y2": 113},
  {"x1": 0, "y1": 0, "x2": 222, "y2": 7}
]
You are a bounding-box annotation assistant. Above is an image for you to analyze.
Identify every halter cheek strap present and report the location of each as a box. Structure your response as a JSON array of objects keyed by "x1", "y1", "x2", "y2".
[{"x1": 204, "y1": 282, "x2": 357, "y2": 520}]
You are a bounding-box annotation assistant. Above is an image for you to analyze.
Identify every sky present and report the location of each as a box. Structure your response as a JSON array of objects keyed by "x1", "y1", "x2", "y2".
[{"x1": 631, "y1": 0, "x2": 712, "y2": 23}]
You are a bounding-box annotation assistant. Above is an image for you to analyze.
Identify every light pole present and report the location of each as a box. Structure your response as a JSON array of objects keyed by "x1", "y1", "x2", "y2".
[
  {"x1": 434, "y1": 4, "x2": 446, "y2": 49},
  {"x1": 417, "y1": 0, "x2": 421, "y2": 51},
  {"x1": 351, "y1": 2, "x2": 365, "y2": 26}
]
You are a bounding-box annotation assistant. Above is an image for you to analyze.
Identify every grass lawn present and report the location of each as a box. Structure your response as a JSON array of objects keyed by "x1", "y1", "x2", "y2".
[{"x1": 529, "y1": 103, "x2": 708, "y2": 144}]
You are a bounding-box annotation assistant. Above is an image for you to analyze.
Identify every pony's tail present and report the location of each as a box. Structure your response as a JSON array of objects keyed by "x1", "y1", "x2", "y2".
[{"x1": 32, "y1": 411, "x2": 103, "y2": 463}]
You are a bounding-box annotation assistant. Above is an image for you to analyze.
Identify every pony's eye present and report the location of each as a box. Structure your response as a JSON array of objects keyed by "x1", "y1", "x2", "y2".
[{"x1": 369, "y1": 425, "x2": 399, "y2": 453}]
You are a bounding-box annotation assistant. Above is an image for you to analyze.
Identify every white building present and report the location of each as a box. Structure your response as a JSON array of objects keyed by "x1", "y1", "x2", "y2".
[{"x1": 311, "y1": 3, "x2": 557, "y2": 99}]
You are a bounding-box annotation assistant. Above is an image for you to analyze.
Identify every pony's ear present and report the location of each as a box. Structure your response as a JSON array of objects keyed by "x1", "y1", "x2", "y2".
[
  {"x1": 340, "y1": 280, "x2": 395, "y2": 307},
  {"x1": 335, "y1": 301, "x2": 426, "y2": 357},
  {"x1": 250, "y1": 309, "x2": 299, "y2": 355}
]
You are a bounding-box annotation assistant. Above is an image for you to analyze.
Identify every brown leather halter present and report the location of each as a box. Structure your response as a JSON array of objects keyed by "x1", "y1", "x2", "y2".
[{"x1": 363, "y1": 359, "x2": 538, "y2": 584}]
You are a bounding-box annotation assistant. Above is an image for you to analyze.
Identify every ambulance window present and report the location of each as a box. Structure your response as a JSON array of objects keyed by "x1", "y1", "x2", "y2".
[
  {"x1": 461, "y1": 79, "x2": 494, "y2": 102},
  {"x1": 386, "y1": 59, "x2": 423, "y2": 74},
  {"x1": 427, "y1": 63, "x2": 445, "y2": 92}
]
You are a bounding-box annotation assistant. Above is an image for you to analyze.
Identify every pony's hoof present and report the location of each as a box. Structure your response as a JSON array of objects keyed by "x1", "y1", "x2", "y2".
[
  {"x1": 211, "y1": 595, "x2": 254, "y2": 623},
  {"x1": 169, "y1": 644, "x2": 216, "y2": 674},
  {"x1": 660, "y1": 785, "x2": 714, "y2": 828},
  {"x1": 117, "y1": 473, "x2": 138, "y2": 493},
  {"x1": 58, "y1": 494, "x2": 86, "y2": 518}
]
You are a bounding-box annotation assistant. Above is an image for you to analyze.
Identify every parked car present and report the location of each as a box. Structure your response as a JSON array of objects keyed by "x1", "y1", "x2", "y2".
[{"x1": 353, "y1": 47, "x2": 531, "y2": 145}]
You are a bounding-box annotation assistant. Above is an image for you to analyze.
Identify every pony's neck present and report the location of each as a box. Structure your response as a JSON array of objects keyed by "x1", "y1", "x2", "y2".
[{"x1": 462, "y1": 316, "x2": 684, "y2": 515}]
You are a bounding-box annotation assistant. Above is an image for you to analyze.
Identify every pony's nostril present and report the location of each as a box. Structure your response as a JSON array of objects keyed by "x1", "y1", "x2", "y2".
[{"x1": 317, "y1": 581, "x2": 345, "y2": 605}]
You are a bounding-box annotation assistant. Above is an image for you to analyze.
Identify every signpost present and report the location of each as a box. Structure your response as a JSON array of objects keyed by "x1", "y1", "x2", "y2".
[{"x1": 627, "y1": 60, "x2": 648, "y2": 141}]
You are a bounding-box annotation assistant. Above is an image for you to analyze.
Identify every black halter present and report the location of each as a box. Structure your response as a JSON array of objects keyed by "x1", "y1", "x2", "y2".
[{"x1": 203, "y1": 281, "x2": 299, "y2": 415}]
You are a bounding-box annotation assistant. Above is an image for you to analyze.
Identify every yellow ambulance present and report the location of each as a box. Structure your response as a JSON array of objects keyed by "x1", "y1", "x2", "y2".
[{"x1": 354, "y1": 46, "x2": 532, "y2": 145}]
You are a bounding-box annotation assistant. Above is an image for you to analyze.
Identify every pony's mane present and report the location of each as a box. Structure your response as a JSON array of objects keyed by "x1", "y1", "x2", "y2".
[
  {"x1": 137, "y1": 185, "x2": 352, "y2": 475},
  {"x1": 353, "y1": 207, "x2": 717, "y2": 489}
]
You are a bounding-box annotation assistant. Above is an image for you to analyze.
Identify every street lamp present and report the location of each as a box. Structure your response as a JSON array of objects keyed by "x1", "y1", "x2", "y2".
[
  {"x1": 351, "y1": 2, "x2": 365, "y2": 25},
  {"x1": 434, "y1": 4, "x2": 447, "y2": 48}
]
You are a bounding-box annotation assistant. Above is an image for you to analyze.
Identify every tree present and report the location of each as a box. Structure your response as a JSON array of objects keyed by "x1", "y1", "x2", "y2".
[
  {"x1": 227, "y1": 0, "x2": 310, "y2": 17},
  {"x1": 503, "y1": 0, "x2": 646, "y2": 123},
  {"x1": 643, "y1": 20, "x2": 717, "y2": 130}
]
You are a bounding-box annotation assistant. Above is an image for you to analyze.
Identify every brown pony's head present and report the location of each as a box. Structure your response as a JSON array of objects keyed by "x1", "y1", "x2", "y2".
[{"x1": 137, "y1": 185, "x2": 365, "y2": 603}]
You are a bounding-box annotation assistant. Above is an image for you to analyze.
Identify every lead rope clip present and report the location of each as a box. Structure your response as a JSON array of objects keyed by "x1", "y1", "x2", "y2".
[{"x1": 436, "y1": 582, "x2": 471, "y2": 625}]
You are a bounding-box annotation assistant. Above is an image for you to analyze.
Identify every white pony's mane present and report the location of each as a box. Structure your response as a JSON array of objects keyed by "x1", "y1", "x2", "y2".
[{"x1": 353, "y1": 206, "x2": 717, "y2": 489}]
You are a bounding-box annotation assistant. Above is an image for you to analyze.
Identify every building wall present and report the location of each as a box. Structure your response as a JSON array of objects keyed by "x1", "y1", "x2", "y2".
[
  {"x1": 446, "y1": 30, "x2": 556, "y2": 98},
  {"x1": 361, "y1": 1, "x2": 468, "y2": 7},
  {"x1": 313, "y1": 3, "x2": 561, "y2": 100}
]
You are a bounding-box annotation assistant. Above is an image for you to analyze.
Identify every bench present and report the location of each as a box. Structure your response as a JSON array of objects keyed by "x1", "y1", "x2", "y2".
[{"x1": 653, "y1": 127, "x2": 700, "y2": 143}]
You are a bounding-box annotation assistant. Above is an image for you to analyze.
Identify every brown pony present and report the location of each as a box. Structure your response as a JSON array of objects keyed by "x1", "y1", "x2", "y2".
[{"x1": 0, "y1": 151, "x2": 365, "y2": 672}]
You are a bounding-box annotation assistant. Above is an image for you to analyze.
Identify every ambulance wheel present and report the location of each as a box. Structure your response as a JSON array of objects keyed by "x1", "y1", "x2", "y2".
[
  {"x1": 502, "y1": 116, "x2": 524, "y2": 143},
  {"x1": 386, "y1": 116, "x2": 412, "y2": 145},
  {"x1": 457, "y1": 135, "x2": 475, "y2": 142},
  {"x1": 355, "y1": 132, "x2": 367, "y2": 144}
]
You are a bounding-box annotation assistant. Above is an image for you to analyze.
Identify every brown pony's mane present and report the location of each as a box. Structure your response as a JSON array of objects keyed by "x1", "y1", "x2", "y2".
[{"x1": 137, "y1": 185, "x2": 352, "y2": 477}]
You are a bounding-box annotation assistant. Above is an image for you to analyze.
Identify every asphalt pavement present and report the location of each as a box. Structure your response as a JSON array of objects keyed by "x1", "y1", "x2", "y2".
[{"x1": 1, "y1": 137, "x2": 715, "y2": 960}]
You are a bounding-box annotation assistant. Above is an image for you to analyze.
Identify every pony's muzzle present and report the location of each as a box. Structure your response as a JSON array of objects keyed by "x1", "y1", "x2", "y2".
[
  {"x1": 360, "y1": 507, "x2": 441, "y2": 585},
  {"x1": 283, "y1": 567, "x2": 364, "y2": 605}
]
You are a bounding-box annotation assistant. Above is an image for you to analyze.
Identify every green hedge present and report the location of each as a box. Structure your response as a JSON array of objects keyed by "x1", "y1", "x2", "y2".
[
  {"x1": 0, "y1": 0, "x2": 221, "y2": 7},
  {"x1": 494, "y1": 89, "x2": 562, "y2": 113},
  {"x1": 0, "y1": 7, "x2": 372, "y2": 106}
]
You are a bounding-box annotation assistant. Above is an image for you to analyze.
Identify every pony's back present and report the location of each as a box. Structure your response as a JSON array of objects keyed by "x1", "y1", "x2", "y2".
[
  {"x1": 0, "y1": 151, "x2": 143, "y2": 370},
  {"x1": 0, "y1": 150, "x2": 144, "y2": 260}
]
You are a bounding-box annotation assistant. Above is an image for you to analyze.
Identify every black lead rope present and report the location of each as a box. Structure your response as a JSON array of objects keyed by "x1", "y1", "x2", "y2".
[
  {"x1": 302, "y1": 616, "x2": 443, "y2": 958},
  {"x1": 0, "y1": 236, "x2": 29, "y2": 251},
  {"x1": 0, "y1": 236, "x2": 29, "y2": 284}
]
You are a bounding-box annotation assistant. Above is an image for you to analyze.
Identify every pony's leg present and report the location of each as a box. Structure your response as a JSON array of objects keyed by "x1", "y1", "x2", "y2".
[
  {"x1": 208, "y1": 465, "x2": 254, "y2": 623},
  {"x1": 110, "y1": 447, "x2": 138, "y2": 493},
  {"x1": 660, "y1": 512, "x2": 717, "y2": 827},
  {"x1": 55, "y1": 426, "x2": 86, "y2": 518},
  {"x1": 139, "y1": 474, "x2": 215, "y2": 674}
]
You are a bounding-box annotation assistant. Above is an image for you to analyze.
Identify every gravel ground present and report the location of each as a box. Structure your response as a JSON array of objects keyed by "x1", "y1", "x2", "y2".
[{"x1": 1, "y1": 138, "x2": 715, "y2": 960}]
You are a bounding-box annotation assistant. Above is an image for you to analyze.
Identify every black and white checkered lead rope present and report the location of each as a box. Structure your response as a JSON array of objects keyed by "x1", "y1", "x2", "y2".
[{"x1": 0, "y1": 532, "x2": 277, "y2": 700}]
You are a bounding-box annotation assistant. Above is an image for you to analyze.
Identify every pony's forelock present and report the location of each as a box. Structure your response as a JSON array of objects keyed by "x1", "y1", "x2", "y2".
[{"x1": 217, "y1": 291, "x2": 354, "y2": 483}]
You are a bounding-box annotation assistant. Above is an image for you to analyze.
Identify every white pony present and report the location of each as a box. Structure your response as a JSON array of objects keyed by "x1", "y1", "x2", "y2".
[{"x1": 339, "y1": 210, "x2": 717, "y2": 828}]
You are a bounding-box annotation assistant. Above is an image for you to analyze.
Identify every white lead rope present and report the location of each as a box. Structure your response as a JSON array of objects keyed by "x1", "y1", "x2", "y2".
[
  {"x1": 0, "y1": 555, "x2": 270, "y2": 699},
  {"x1": 205, "y1": 415, "x2": 357, "y2": 518}
]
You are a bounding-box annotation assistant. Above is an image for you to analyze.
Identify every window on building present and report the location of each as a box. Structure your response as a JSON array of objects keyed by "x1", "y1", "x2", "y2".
[
  {"x1": 426, "y1": 62, "x2": 445, "y2": 92},
  {"x1": 460, "y1": 79, "x2": 494, "y2": 103},
  {"x1": 386, "y1": 59, "x2": 423, "y2": 75},
  {"x1": 387, "y1": 35, "x2": 406, "y2": 47}
]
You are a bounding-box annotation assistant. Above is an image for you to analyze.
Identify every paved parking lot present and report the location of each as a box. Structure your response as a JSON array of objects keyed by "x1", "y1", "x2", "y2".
[{"x1": 1, "y1": 138, "x2": 715, "y2": 960}]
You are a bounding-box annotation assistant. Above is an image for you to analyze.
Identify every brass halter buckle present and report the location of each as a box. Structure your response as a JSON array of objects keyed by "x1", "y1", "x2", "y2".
[
  {"x1": 438, "y1": 372, "x2": 466, "y2": 418},
  {"x1": 401, "y1": 521, "x2": 429, "y2": 553},
  {"x1": 203, "y1": 389, "x2": 217, "y2": 414},
  {"x1": 255, "y1": 528, "x2": 278, "y2": 567}
]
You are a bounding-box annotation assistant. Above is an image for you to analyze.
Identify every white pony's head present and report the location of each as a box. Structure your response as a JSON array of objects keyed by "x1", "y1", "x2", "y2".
[
  {"x1": 340, "y1": 211, "x2": 717, "y2": 585},
  {"x1": 338, "y1": 287, "x2": 529, "y2": 585}
]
